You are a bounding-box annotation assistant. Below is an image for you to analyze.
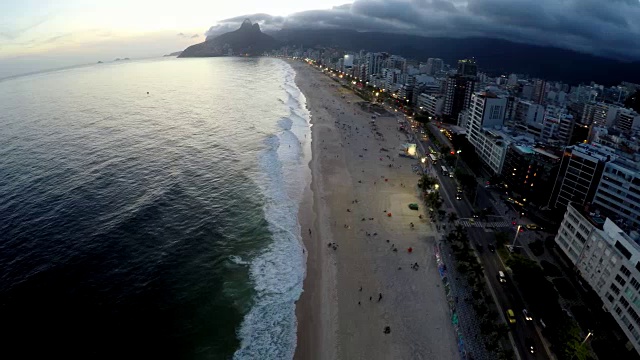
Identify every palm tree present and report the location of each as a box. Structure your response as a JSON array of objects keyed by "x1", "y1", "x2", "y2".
[{"x1": 448, "y1": 212, "x2": 458, "y2": 223}]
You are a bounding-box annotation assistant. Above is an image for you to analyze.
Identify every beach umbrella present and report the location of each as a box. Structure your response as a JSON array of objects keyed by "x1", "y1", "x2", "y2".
[
  {"x1": 408, "y1": 247, "x2": 413, "y2": 253},
  {"x1": 387, "y1": 213, "x2": 392, "y2": 217}
]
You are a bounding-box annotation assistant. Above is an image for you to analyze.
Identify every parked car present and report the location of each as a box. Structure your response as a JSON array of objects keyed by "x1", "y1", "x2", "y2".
[
  {"x1": 488, "y1": 244, "x2": 495, "y2": 252},
  {"x1": 498, "y1": 271, "x2": 507, "y2": 283},
  {"x1": 522, "y1": 309, "x2": 533, "y2": 321},
  {"x1": 506, "y1": 309, "x2": 516, "y2": 324}
]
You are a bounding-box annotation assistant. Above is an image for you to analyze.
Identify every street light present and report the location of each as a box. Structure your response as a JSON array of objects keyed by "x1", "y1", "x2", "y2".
[
  {"x1": 454, "y1": 150, "x2": 462, "y2": 170},
  {"x1": 511, "y1": 224, "x2": 522, "y2": 248},
  {"x1": 581, "y1": 330, "x2": 593, "y2": 345}
]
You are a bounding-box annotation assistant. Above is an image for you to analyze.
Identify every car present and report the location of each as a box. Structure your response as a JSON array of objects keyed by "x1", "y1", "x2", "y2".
[
  {"x1": 456, "y1": 194, "x2": 462, "y2": 200},
  {"x1": 449, "y1": 173, "x2": 454, "y2": 178},
  {"x1": 525, "y1": 338, "x2": 536, "y2": 354},
  {"x1": 488, "y1": 244, "x2": 495, "y2": 252},
  {"x1": 498, "y1": 271, "x2": 507, "y2": 283},
  {"x1": 506, "y1": 309, "x2": 516, "y2": 324},
  {"x1": 522, "y1": 309, "x2": 533, "y2": 321},
  {"x1": 525, "y1": 224, "x2": 539, "y2": 230},
  {"x1": 472, "y1": 213, "x2": 479, "y2": 218}
]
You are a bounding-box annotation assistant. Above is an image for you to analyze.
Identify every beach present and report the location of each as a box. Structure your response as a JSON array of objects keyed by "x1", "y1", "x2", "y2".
[{"x1": 290, "y1": 60, "x2": 459, "y2": 360}]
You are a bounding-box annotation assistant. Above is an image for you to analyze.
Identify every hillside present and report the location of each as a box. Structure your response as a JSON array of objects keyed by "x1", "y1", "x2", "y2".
[
  {"x1": 180, "y1": 19, "x2": 280, "y2": 57},
  {"x1": 272, "y1": 28, "x2": 640, "y2": 85}
]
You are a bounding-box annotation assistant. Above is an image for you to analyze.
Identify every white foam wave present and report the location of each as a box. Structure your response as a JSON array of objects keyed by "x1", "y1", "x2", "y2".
[{"x1": 233, "y1": 61, "x2": 311, "y2": 360}]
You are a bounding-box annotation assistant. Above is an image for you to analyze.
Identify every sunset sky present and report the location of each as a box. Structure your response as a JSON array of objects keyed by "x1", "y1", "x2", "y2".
[
  {"x1": 2, "y1": 0, "x2": 640, "y2": 78},
  {"x1": 0, "y1": 0, "x2": 346, "y2": 77}
]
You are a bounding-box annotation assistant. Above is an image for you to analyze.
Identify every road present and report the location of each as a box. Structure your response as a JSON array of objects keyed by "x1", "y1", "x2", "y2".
[
  {"x1": 326, "y1": 75, "x2": 550, "y2": 359},
  {"x1": 398, "y1": 112, "x2": 549, "y2": 360}
]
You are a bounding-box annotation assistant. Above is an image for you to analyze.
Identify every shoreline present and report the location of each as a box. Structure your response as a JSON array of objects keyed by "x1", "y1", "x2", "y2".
[
  {"x1": 291, "y1": 60, "x2": 338, "y2": 360},
  {"x1": 289, "y1": 59, "x2": 459, "y2": 360}
]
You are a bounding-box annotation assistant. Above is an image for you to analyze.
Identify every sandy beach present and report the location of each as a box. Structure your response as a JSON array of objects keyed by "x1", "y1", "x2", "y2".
[{"x1": 290, "y1": 59, "x2": 458, "y2": 360}]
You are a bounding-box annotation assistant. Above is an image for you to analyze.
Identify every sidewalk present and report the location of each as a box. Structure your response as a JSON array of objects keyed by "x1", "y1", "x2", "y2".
[{"x1": 434, "y1": 241, "x2": 496, "y2": 360}]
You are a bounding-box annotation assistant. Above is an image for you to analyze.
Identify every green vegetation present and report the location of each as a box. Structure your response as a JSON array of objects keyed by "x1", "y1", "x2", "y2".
[
  {"x1": 444, "y1": 226, "x2": 513, "y2": 358},
  {"x1": 495, "y1": 232, "x2": 510, "y2": 247},
  {"x1": 528, "y1": 239, "x2": 545, "y2": 256}
]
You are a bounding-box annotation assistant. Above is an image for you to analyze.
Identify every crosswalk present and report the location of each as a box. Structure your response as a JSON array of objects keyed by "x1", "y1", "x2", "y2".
[{"x1": 454, "y1": 220, "x2": 512, "y2": 228}]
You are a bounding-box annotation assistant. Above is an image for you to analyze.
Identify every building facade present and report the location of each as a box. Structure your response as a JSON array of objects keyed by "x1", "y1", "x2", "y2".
[
  {"x1": 548, "y1": 143, "x2": 614, "y2": 210},
  {"x1": 443, "y1": 74, "x2": 476, "y2": 122},
  {"x1": 555, "y1": 203, "x2": 640, "y2": 354},
  {"x1": 593, "y1": 158, "x2": 640, "y2": 231},
  {"x1": 501, "y1": 144, "x2": 561, "y2": 208}
]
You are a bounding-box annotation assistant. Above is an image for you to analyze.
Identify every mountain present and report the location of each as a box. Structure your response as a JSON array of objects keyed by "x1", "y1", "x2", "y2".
[
  {"x1": 271, "y1": 28, "x2": 640, "y2": 85},
  {"x1": 180, "y1": 19, "x2": 280, "y2": 57}
]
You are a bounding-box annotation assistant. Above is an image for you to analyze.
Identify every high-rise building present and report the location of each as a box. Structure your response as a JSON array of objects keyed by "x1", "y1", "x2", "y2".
[
  {"x1": 425, "y1": 58, "x2": 444, "y2": 75},
  {"x1": 457, "y1": 59, "x2": 477, "y2": 77},
  {"x1": 548, "y1": 143, "x2": 615, "y2": 210},
  {"x1": 593, "y1": 157, "x2": 640, "y2": 230},
  {"x1": 541, "y1": 106, "x2": 575, "y2": 145},
  {"x1": 514, "y1": 100, "x2": 545, "y2": 125},
  {"x1": 501, "y1": 144, "x2": 561, "y2": 207},
  {"x1": 417, "y1": 93, "x2": 442, "y2": 117},
  {"x1": 582, "y1": 102, "x2": 597, "y2": 125},
  {"x1": 593, "y1": 103, "x2": 620, "y2": 127},
  {"x1": 365, "y1": 52, "x2": 383, "y2": 78},
  {"x1": 466, "y1": 92, "x2": 509, "y2": 174},
  {"x1": 555, "y1": 203, "x2": 640, "y2": 355},
  {"x1": 443, "y1": 75, "x2": 476, "y2": 122},
  {"x1": 386, "y1": 55, "x2": 407, "y2": 73},
  {"x1": 616, "y1": 109, "x2": 640, "y2": 132},
  {"x1": 532, "y1": 79, "x2": 546, "y2": 105},
  {"x1": 507, "y1": 74, "x2": 518, "y2": 87}
]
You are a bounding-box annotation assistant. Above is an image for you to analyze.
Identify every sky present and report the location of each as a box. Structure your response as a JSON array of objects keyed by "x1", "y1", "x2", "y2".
[
  {"x1": 2, "y1": 0, "x2": 640, "y2": 78},
  {"x1": 0, "y1": 0, "x2": 346, "y2": 78}
]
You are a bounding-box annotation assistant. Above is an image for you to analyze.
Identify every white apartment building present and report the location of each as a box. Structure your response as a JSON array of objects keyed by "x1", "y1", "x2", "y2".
[
  {"x1": 616, "y1": 109, "x2": 640, "y2": 132},
  {"x1": 593, "y1": 158, "x2": 640, "y2": 231},
  {"x1": 417, "y1": 93, "x2": 442, "y2": 116},
  {"x1": 513, "y1": 100, "x2": 545, "y2": 125},
  {"x1": 382, "y1": 68, "x2": 402, "y2": 91},
  {"x1": 425, "y1": 58, "x2": 444, "y2": 75},
  {"x1": 556, "y1": 203, "x2": 640, "y2": 354},
  {"x1": 593, "y1": 103, "x2": 620, "y2": 128},
  {"x1": 365, "y1": 52, "x2": 383, "y2": 78},
  {"x1": 466, "y1": 92, "x2": 509, "y2": 174},
  {"x1": 541, "y1": 106, "x2": 575, "y2": 145}
]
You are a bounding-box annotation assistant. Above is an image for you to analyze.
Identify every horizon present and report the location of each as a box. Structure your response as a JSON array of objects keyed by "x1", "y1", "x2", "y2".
[{"x1": 2, "y1": 1, "x2": 640, "y2": 79}]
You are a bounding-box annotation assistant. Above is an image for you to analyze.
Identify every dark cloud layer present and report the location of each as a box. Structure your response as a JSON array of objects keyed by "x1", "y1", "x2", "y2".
[{"x1": 205, "y1": 0, "x2": 640, "y2": 60}]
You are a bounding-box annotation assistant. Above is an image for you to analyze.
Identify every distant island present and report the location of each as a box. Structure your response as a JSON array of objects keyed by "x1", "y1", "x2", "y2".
[
  {"x1": 164, "y1": 51, "x2": 183, "y2": 57},
  {"x1": 179, "y1": 19, "x2": 279, "y2": 57},
  {"x1": 114, "y1": 58, "x2": 130, "y2": 61}
]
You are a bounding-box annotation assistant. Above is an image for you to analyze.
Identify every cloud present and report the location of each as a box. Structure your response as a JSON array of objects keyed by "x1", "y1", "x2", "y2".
[{"x1": 206, "y1": 0, "x2": 640, "y2": 60}]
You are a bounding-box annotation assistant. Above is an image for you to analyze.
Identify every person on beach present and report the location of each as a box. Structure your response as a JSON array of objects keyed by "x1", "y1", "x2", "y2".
[{"x1": 378, "y1": 293, "x2": 382, "y2": 302}]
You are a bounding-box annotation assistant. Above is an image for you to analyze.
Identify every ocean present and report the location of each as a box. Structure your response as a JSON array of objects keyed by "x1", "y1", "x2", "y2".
[{"x1": 0, "y1": 57, "x2": 311, "y2": 359}]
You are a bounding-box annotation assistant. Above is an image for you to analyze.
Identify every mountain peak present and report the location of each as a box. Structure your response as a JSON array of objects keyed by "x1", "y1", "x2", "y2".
[
  {"x1": 179, "y1": 18, "x2": 279, "y2": 57},
  {"x1": 240, "y1": 19, "x2": 253, "y2": 30}
]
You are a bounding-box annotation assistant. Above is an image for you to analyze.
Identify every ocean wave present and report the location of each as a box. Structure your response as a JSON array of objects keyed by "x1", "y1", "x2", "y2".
[{"x1": 233, "y1": 61, "x2": 310, "y2": 360}]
